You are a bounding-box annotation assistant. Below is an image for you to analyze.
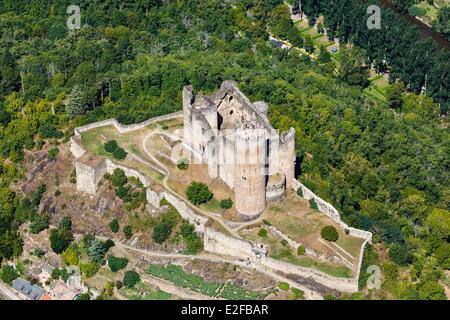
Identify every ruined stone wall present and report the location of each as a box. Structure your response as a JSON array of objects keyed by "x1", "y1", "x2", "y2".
[
  {"x1": 292, "y1": 178, "x2": 373, "y2": 290},
  {"x1": 261, "y1": 257, "x2": 358, "y2": 293},
  {"x1": 104, "y1": 159, "x2": 152, "y2": 188},
  {"x1": 292, "y1": 179, "x2": 372, "y2": 242},
  {"x1": 163, "y1": 192, "x2": 208, "y2": 233},
  {"x1": 74, "y1": 111, "x2": 183, "y2": 137},
  {"x1": 70, "y1": 137, "x2": 86, "y2": 159},
  {"x1": 266, "y1": 175, "x2": 286, "y2": 203},
  {"x1": 218, "y1": 135, "x2": 236, "y2": 189},
  {"x1": 147, "y1": 189, "x2": 164, "y2": 208},
  {"x1": 75, "y1": 160, "x2": 107, "y2": 195},
  {"x1": 203, "y1": 227, "x2": 255, "y2": 259}
]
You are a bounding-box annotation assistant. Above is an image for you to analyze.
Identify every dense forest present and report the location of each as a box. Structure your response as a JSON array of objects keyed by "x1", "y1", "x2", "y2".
[
  {"x1": 298, "y1": 0, "x2": 449, "y2": 114},
  {"x1": 0, "y1": 0, "x2": 448, "y2": 299}
]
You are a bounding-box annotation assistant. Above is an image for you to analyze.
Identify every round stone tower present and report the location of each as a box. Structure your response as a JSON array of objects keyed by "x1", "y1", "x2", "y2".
[{"x1": 234, "y1": 127, "x2": 267, "y2": 220}]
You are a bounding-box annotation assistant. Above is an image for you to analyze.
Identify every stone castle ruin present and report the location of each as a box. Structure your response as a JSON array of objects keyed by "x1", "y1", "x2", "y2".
[
  {"x1": 182, "y1": 81, "x2": 296, "y2": 220},
  {"x1": 69, "y1": 81, "x2": 373, "y2": 295}
]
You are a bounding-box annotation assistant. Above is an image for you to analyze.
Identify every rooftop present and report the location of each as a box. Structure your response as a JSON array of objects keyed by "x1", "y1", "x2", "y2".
[{"x1": 12, "y1": 278, "x2": 45, "y2": 300}]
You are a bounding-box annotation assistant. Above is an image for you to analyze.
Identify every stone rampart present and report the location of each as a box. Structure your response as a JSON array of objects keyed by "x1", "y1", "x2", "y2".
[
  {"x1": 74, "y1": 111, "x2": 183, "y2": 136},
  {"x1": 261, "y1": 257, "x2": 358, "y2": 293},
  {"x1": 70, "y1": 137, "x2": 86, "y2": 159},
  {"x1": 292, "y1": 179, "x2": 372, "y2": 242},
  {"x1": 163, "y1": 192, "x2": 208, "y2": 233}
]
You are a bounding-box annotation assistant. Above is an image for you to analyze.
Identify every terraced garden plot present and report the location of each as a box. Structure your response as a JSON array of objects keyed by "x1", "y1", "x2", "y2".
[
  {"x1": 119, "y1": 282, "x2": 173, "y2": 300},
  {"x1": 146, "y1": 264, "x2": 269, "y2": 299}
]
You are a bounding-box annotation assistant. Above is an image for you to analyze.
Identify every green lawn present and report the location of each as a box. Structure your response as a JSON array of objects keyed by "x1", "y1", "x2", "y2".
[{"x1": 199, "y1": 197, "x2": 222, "y2": 213}]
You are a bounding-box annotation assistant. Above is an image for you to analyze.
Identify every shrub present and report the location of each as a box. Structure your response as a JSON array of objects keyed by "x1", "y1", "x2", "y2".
[
  {"x1": 186, "y1": 182, "x2": 213, "y2": 205},
  {"x1": 161, "y1": 125, "x2": 169, "y2": 130},
  {"x1": 30, "y1": 215, "x2": 49, "y2": 234},
  {"x1": 109, "y1": 219, "x2": 119, "y2": 233},
  {"x1": 309, "y1": 198, "x2": 318, "y2": 210},
  {"x1": 177, "y1": 159, "x2": 189, "y2": 170},
  {"x1": 152, "y1": 221, "x2": 173, "y2": 244},
  {"x1": 54, "y1": 189, "x2": 61, "y2": 197},
  {"x1": 115, "y1": 280, "x2": 123, "y2": 289},
  {"x1": 297, "y1": 245, "x2": 305, "y2": 255},
  {"x1": 180, "y1": 223, "x2": 195, "y2": 238},
  {"x1": 258, "y1": 228, "x2": 267, "y2": 237},
  {"x1": 108, "y1": 256, "x2": 129, "y2": 273},
  {"x1": 219, "y1": 198, "x2": 233, "y2": 210},
  {"x1": 62, "y1": 246, "x2": 79, "y2": 266},
  {"x1": 185, "y1": 234, "x2": 203, "y2": 255},
  {"x1": 88, "y1": 239, "x2": 107, "y2": 264},
  {"x1": 104, "y1": 140, "x2": 118, "y2": 153},
  {"x1": 80, "y1": 261, "x2": 99, "y2": 278},
  {"x1": 296, "y1": 187, "x2": 303, "y2": 197},
  {"x1": 111, "y1": 169, "x2": 127, "y2": 187},
  {"x1": 262, "y1": 219, "x2": 272, "y2": 226},
  {"x1": 281, "y1": 239, "x2": 288, "y2": 247},
  {"x1": 76, "y1": 293, "x2": 91, "y2": 300},
  {"x1": 104, "y1": 239, "x2": 115, "y2": 250},
  {"x1": 278, "y1": 282, "x2": 290, "y2": 291},
  {"x1": 47, "y1": 147, "x2": 59, "y2": 160},
  {"x1": 321, "y1": 226, "x2": 339, "y2": 242},
  {"x1": 435, "y1": 243, "x2": 450, "y2": 270},
  {"x1": 113, "y1": 147, "x2": 127, "y2": 160},
  {"x1": 58, "y1": 217, "x2": 72, "y2": 231},
  {"x1": 49, "y1": 228, "x2": 73, "y2": 254},
  {"x1": 123, "y1": 270, "x2": 140, "y2": 288},
  {"x1": 180, "y1": 223, "x2": 203, "y2": 255},
  {"x1": 123, "y1": 225, "x2": 133, "y2": 240},
  {"x1": 0, "y1": 265, "x2": 18, "y2": 284},
  {"x1": 290, "y1": 287, "x2": 304, "y2": 300},
  {"x1": 388, "y1": 243, "x2": 412, "y2": 266}
]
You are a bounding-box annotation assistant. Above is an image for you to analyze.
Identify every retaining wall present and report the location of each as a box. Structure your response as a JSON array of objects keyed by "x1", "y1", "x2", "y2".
[
  {"x1": 261, "y1": 257, "x2": 358, "y2": 293},
  {"x1": 74, "y1": 111, "x2": 183, "y2": 136},
  {"x1": 163, "y1": 192, "x2": 209, "y2": 233},
  {"x1": 292, "y1": 179, "x2": 373, "y2": 291},
  {"x1": 203, "y1": 227, "x2": 255, "y2": 259},
  {"x1": 292, "y1": 180, "x2": 372, "y2": 242}
]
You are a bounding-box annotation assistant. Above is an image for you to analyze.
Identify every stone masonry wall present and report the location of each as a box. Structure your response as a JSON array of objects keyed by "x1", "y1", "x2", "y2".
[
  {"x1": 292, "y1": 179, "x2": 373, "y2": 291},
  {"x1": 74, "y1": 111, "x2": 183, "y2": 137},
  {"x1": 163, "y1": 192, "x2": 208, "y2": 233},
  {"x1": 203, "y1": 227, "x2": 255, "y2": 259},
  {"x1": 70, "y1": 137, "x2": 86, "y2": 159},
  {"x1": 261, "y1": 257, "x2": 358, "y2": 293}
]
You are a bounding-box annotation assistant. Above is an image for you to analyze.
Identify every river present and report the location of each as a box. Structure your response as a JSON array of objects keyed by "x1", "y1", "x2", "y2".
[{"x1": 380, "y1": 0, "x2": 450, "y2": 50}]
